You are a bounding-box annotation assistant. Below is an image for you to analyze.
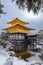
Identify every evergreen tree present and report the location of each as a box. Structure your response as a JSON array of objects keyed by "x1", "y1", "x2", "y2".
[
  {"x1": 0, "y1": 1, "x2": 5, "y2": 16},
  {"x1": 12, "y1": 0, "x2": 43, "y2": 14},
  {"x1": 1, "y1": 32, "x2": 10, "y2": 48},
  {"x1": 0, "y1": 0, "x2": 43, "y2": 15}
]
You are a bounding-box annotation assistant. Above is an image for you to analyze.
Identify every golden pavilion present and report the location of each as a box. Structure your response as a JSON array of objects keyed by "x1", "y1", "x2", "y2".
[{"x1": 3, "y1": 18, "x2": 34, "y2": 52}]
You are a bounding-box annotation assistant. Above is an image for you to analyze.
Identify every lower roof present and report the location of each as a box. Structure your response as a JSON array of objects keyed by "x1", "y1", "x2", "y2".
[{"x1": 3, "y1": 24, "x2": 35, "y2": 31}]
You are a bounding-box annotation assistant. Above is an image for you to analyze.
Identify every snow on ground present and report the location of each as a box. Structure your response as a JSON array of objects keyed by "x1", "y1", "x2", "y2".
[
  {"x1": 0, "y1": 55, "x2": 6, "y2": 65},
  {"x1": 28, "y1": 50, "x2": 41, "y2": 56},
  {"x1": 13, "y1": 57, "x2": 27, "y2": 65},
  {"x1": 0, "y1": 49, "x2": 43, "y2": 65},
  {"x1": 0, "y1": 49, "x2": 9, "y2": 65},
  {"x1": 26, "y1": 55, "x2": 43, "y2": 63},
  {"x1": 0, "y1": 49, "x2": 27, "y2": 65}
]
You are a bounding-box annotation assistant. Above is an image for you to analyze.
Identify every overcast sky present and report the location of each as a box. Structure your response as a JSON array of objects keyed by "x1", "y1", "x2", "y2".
[{"x1": 0, "y1": 0, "x2": 43, "y2": 34}]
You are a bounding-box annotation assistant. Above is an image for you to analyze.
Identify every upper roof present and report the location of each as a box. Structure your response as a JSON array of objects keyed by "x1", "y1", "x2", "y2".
[{"x1": 7, "y1": 18, "x2": 29, "y2": 26}]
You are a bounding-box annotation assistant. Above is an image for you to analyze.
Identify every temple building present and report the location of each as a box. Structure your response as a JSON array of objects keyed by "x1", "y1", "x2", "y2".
[{"x1": 3, "y1": 18, "x2": 34, "y2": 53}]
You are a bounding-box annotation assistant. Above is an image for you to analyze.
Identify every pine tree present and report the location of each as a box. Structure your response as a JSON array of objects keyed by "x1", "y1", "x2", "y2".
[
  {"x1": 0, "y1": 0, "x2": 43, "y2": 15},
  {"x1": 12, "y1": 0, "x2": 42, "y2": 14},
  {"x1": 0, "y1": 1, "x2": 5, "y2": 16},
  {"x1": 1, "y1": 32, "x2": 10, "y2": 48}
]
